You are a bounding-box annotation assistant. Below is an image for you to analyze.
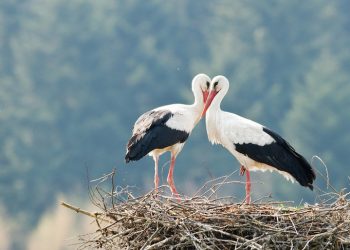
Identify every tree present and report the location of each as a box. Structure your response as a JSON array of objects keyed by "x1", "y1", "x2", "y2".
[{"x1": 283, "y1": 50, "x2": 350, "y2": 188}]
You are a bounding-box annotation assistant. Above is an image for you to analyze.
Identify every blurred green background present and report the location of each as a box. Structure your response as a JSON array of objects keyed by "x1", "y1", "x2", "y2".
[{"x1": 1, "y1": 0, "x2": 350, "y2": 249}]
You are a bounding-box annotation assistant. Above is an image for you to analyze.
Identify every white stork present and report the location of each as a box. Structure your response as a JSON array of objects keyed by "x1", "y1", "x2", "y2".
[
  {"x1": 125, "y1": 74, "x2": 211, "y2": 196},
  {"x1": 202, "y1": 75, "x2": 316, "y2": 204}
]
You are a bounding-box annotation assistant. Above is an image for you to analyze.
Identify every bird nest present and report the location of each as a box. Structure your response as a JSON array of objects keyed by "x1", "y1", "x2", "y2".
[{"x1": 65, "y1": 171, "x2": 350, "y2": 249}]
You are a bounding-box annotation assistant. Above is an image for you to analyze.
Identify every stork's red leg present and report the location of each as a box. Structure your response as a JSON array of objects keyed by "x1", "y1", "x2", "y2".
[
  {"x1": 167, "y1": 154, "x2": 179, "y2": 198},
  {"x1": 153, "y1": 155, "x2": 159, "y2": 193},
  {"x1": 245, "y1": 169, "x2": 251, "y2": 204},
  {"x1": 240, "y1": 166, "x2": 251, "y2": 204}
]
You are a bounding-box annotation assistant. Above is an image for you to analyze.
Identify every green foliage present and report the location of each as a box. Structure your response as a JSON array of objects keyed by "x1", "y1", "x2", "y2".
[
  {"x1": 283, "y1": 50, "x2": 350, "y2": 184},
  {"x1": 0, "y1": 1, "x2": 350, "y2": 248}
]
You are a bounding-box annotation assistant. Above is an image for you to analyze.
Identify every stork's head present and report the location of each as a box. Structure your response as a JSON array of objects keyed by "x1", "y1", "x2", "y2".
[
  {"x1": 201, "y1": 75, "x2": 229, "y2": 117},
  {"x1": 192, "y1": 73, "x2": 211, "y2": 104}
]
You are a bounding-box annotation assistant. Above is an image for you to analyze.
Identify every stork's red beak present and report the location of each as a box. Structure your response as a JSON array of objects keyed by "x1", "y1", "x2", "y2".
[
  {"x1": 201, "y1": 90, "x2": 218, "y2": 118},
  {"x1": 202, "y1": 90, "x2": 209, "y2": 104}
]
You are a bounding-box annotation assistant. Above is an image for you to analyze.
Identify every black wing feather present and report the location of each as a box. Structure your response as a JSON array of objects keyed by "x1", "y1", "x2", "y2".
[
  {"x1": 235, "y1": 127, "x2": 316, "y2": 190},
  {"x1": 125, "y1": 110, "x2": 189, "y2": 162}
]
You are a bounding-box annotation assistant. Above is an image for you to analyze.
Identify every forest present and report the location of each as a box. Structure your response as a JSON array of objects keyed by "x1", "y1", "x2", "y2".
[{"x1": 1, "y1": 0, "x2": 350, "y2": 249}]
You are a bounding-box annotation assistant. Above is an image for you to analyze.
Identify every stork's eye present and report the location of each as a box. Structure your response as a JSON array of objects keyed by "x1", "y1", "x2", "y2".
[
  {"x1": 206, "y1": 81, "x2": 210, "y2": 88},
  {"x1": 214, "y1": 81, "x2": 219, "y2": 88}
]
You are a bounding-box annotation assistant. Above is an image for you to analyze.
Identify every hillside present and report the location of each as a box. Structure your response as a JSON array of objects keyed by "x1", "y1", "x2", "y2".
[{"x1": 1, "y1": 1, "x2": 350, "y2": 248}]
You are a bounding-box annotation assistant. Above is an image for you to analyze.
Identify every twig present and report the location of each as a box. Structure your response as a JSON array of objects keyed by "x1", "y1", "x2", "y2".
[{"x1": 61, "y1": 201, "x2": 112, "y2": 223}]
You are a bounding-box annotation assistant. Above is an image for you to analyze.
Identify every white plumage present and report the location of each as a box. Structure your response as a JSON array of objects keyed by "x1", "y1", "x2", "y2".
[
  {"x1": 202, "y1": 75, "x2": 315, "y2": 204},
  {"x1": 125, "y1": 74, "x2": 211, "y2": 196}
]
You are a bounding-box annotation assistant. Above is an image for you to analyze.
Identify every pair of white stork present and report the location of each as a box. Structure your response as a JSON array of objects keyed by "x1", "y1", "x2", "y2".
[{"x1": 125, "y1": 74, "x2": 316, "y2": 203}]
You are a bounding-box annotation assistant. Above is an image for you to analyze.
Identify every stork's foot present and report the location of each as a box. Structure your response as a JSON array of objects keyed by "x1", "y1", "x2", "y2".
[
  {"x1": 240, "y1": 166, "x2": 246, "y2": 176},
  {"x1": 171, "y1": 187, "x2": 180, "y2": 200},
  {"x1": 245, "y1": 193, "x2": 251, "y2": 205},
  {"x1": 154, "y1": 178, "x2": 159, "y2": 195},
  {"x1": 167, "y1": 155, "x2": 180, "y2": 200},
  {"x1": 167, "y1": 177, "x2": 180, "y2": 199}
]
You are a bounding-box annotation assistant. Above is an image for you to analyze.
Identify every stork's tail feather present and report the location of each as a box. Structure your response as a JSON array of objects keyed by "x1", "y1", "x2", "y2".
[
  {"x1": 124, "y1": 134, "x2": 151, "y2": 163},
  {"x1": 293, "y1": 155, "x2": 316, "y2": 190},
  {"x1": 261, "y1": 127, "x2": 316, "y2": 190},
  {"x1": 125, "y1": 145, "x2": 146, "y2": 163},
  {"x1": 125, "y1": 155, "x2": 131, "y2": 163}
]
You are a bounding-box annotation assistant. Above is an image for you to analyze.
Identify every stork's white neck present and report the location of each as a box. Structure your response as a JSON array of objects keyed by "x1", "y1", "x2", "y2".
[
  {"x1": 191, "y1": 88, "x2": 205, "y2": 125},
  {"x1": 192, "y1": 89, "x2": 204, "y2": 109},
  {"x1": 205, "y1": 87, "x2": 227, "y2": 144},
  {"x1": 209, "y1": 88, "x2": 226, "y2": 112},
  {"x1": 187, "y1": 73, "x2": 210, "y2": 126}
]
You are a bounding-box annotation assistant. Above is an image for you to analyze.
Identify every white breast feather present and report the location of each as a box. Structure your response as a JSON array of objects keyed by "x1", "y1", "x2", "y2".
[{"x1": 205, "y1": 109, "x2": 222, "y2": 145}]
